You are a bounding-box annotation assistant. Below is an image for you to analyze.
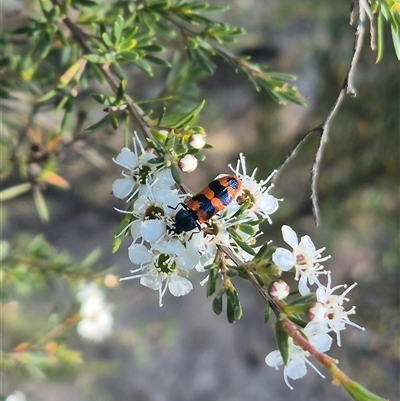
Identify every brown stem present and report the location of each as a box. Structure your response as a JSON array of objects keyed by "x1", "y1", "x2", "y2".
[
  {"x1": 273, "y1": 5, "x2": 367, "y2": 226},
  {"x1": 13, "y1": 312, "x2": 80, "y2": 352}
]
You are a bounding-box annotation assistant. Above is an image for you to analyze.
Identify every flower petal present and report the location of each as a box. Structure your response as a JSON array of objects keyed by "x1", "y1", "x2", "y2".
[
  {"x1": 272, "y1": 248, "x2": 295, "y2": 271},
  {"x1": 281, "y1": 225, "x2": 298, "y2": 248},
  {"x1": 300, "y1": 235, "x2": 316, "y2": 251},
  {"x1": 140, "y1": 272, "x2": 162, "y2": 290},
  {"x1": 112, "y1": 177, "x2": 135, "y2": 199},
  {"x1": 114, "y1": 148, "x2": 138, "y2": 169},
  {"x1": 154, "y1": 168, "x2": 175, "y2": 188},
  {"x1": 285, "y1": 358, "x2": 307, "y2": 380},
  {"x1": 140, "y1": 220, "x2": 165, "y2": 242},
  {"x1": 128, "y1": 243, "x2": 150, "y2": 265},
  {"x1": 177, "y1": 251, "x2": 200, "y2": 269},
  {"x1": 168, "y1": 275, "x2": 193, "y2": 297},
  {"x1": 265, "y1": 350, "x2": 283, "y2": 368},
  {"x1": 298, "y1": 275, "x2": 311, "y2": 296},
  {"x1": 258, "y1": 194, "x2": 279, "y2": 214}
]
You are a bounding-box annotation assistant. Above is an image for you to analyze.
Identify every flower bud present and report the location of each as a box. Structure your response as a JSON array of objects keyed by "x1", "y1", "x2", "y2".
[
  {"x1": 308, "y1": 301, "x2": 328, "y2": 322},
  {"x1": 269, "y1": 280, "x2": 290, "y2": 300},
  {"x1": 189, "y1": 134, "x2": 206, "y2": 149},
  {"x1": 104, "y1": 274, "x2": 119, "y2": 288},
  {"x1": 179, "y1": 154, "x2": 198, "y2": 173}
]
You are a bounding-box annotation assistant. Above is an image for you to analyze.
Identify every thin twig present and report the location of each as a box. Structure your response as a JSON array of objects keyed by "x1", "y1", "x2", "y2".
[
  {"x1": 311, "y1": 3, "x2": 366, "y2": 225},
  {"x1": 274, "y1": 3, "x2": 367, "y2": 225}
]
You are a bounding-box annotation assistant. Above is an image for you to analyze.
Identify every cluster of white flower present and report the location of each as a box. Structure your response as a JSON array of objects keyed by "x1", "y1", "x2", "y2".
[
  {"x1": 113, "y1": 136, "x2": 280, "y2": 306},
  {"x1": 266, "y1": 225, "x2": 364, "y2": 389},
  {"x1": 112, "y1": 135, "x2": 364, "y2": 390},
  {"x1": 76, "y1": 282, "x2": 113, "y2": 342}
]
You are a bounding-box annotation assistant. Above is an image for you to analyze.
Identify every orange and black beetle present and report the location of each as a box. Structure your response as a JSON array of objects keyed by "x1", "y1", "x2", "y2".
[{"x1": 172, "y1": 175, "x2": 242, "y2": 234}]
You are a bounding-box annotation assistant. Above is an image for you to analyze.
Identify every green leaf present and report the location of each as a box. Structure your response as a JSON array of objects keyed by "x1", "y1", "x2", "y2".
[
  {"x1": 146, "y1": 0, "x2": 171, "y2": 10},
  {"x1": 123, "y1": 26, "x2": 138, "y2": 41},
  {"x1": 87, "y1": 61, "x2": 104, "y2": 83},
  {"x1": 105, "y1": 52, "x2": 116, "y2": 63},
  {"x1": 111, "y1": 213, "x2": 133, "y2": 253},
  {"x1": 237, "y1": 223, "x2": 256, "y2": 236},
  {"x1": 212, "y1": 288, "x2": 225, "y2": 315},
  {"x1": 84, "y1": 114, "x2": 111, "y2": 133},
  {"x1": 123, "y1": 113, "x2": 131, "y2": 148},
  {"x1": 275, "y1": 320, "x2": 289, "y2": 365},
  {"x1": 56, "y1": 58, "x2": 86, "y2": 89},
  {"x1": 263, "y1": 305, "x2": 271, "y2": 324},
  {"x1": 193, "y1": 49, "x2": 215, "y2": 74},
  {"x1": 376, "y1": 10, "x2": 384, "y2": 63},
  {"x1": 115, "y1": 79, "x2": 126, "y2": 104},
  {"x1": 287, "y1": 293, "x2": 316, "y2": 306},
  {"x1": 102, "y1": 32, "x2": 113, "y2": 47},
  {"x1": 38, "y1": 89, "x2": 58, "y2": 102},
  {"x1": 287, "y1": 316, "x2": 307, "y2": 329},
  {"x1": 92, "y1": 94, "x2": 116, "y2": 106},
  {"x1": 139, "y1": 44, "x2": 164, "y2": 52},
  {"x1": 110, "y1": 62, "x2": 125, "y2": 80},
  {"x1": 132, "y1": 58, "x2": 153, "y2": 75},
  {"x1": 55, "y1": 95, "x2": 69, "y2": 112},
  {"x1": 80, "y1": 248, "x2": 101, "y2": 268},
  {"x1": 39, "y1": 0, "x2": 51, "y2": 18},
  {"x1": 340, "y1": 377, "x2": 389, "y2": 401},
  {"x1": 253, "y1": 243, "x2": 273, "y2": 263},
  {"x1": 0, "y1": 183, "x2": 32, "y2": 201},
  {"x1": 206, "y1": 267, "x2": 218, "y2": 297},
  {"x1": 60, "y1": 97, "x2": 73, "y2": 135},
  {"x1": 158, "y1": 100, "x2": 205, "y2": 129},
  {"x1": 112, "y1": 15, "x2": 124, "y2": 44},
  {"x1": 33, "y1": 186, "x2": 50, "y2": 222},
  {"x1": 391, "y1": 24, "x2": 400, "y2": 60},
  {"x1": 234, "y1": 237, "x2": 256, "y2": 256},
  {"x1": 119, "y1": 38, "x2": 137, "y2": 51},
  {"x1": 35, "y1": 32, "x2": 51, "y2": 59},
  {"x1": 170, "y1": 162, "x2": 181, "y2": 184},
  {"x1": 110, "y1": 113, "x2": 119, "y2": 129},
  {"x1": 85, "y1": 54, "x2": 107, "y2": 64},
  {"x1": 119, "y1": 50, "x2": 140, "y2": 61},
  {"x1": 226, "y1": 288, "x2": 242, "y2": 322},
  {"x1": 226, "y1": 292, "x2": 235, "y2": 323},
  {"x1": 226, "y1": 268, "x2": 238, "y2": 278},
  {"x1": 231, "y1": 289, "x2": 243, "y2": 321},
  {"x1": 144, "y1": 54, "x2": 171, "y2": 67}
]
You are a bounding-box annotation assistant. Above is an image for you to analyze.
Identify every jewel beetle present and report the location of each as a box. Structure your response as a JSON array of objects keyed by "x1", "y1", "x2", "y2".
[{"x1": 172, "y1": 175, "x2": 242, "y2": 234}]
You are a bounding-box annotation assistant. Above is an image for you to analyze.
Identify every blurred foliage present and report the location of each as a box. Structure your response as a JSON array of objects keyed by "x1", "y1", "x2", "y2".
[{"x1": 1, "y1": 234, "x2": 114, "y2": 381}]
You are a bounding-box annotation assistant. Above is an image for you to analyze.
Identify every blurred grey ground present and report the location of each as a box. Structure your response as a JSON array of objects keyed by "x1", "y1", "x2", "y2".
[{"x1": 2, "y1": 0, "x2": 399, "y2": 400}]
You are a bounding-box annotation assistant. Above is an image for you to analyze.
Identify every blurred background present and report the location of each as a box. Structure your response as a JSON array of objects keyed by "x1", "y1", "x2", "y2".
[{"x1": 2, "y1": 0, "x2": 399, "y2": 400}]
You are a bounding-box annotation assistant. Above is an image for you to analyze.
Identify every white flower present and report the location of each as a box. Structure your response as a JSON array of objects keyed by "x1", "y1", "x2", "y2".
[
  {"x1": 265, "y1": 324, "x2": 331, "y2": 390},
  {"x1": 272, "y1": 225, "x2": 330, "y2": 295},
  {"x1": 189, "y1": 133, "x2": 206, "y2": 149},
  {"x1": 229, "y1": 153, "x2": 280, "y2": 222},
  {"x1": 112, "y1": 133, "x2": 173, "y2": 200},
  {"x1": 200, "y1": 210, "x2": 257, "y2": 267},
  {"x1": 5, "y1": 391, "x2": 26, "y2": 401},
  {"x1": 179, "y1": 154, "x2": 198, "y2": 173},
  {"x1": 313, "y1": 272, "x2": 364, "y2": 346},
  {"x1": 120, "y1": 242, "x2": 199, "y2": 306},
  {"x1": 77, "y1": 283, "x2": 113, "y2": 342},
  {"x1": 128, "y1": 187, "x2": 183, "y2": 244},
  {"x1": 308, "y1": 302, "x2": 328, "y2": 321}
]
